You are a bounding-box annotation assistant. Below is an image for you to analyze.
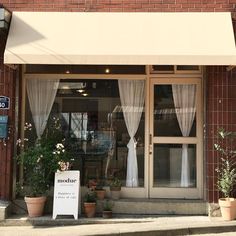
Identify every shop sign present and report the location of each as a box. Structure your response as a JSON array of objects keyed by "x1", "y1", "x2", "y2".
[
  {"x1": 0, "y1": 96, "x2": 10, "y2": 109},
  {"x1": 53, "y1": 170, "x2": 80, "y2": 220}
]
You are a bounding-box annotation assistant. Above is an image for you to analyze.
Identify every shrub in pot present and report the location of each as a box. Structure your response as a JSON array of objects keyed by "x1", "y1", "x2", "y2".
[
  {"x1": 84, "y1": 189, "x2": 97, "y2": 218},
  {"x1": 17, "y1": 122, "x2": 71, "y2": 217},
  {"x1": 102, "y1": 200, "x2": 114, "y2": 219},
  {"x1": 109, "y1": 177, "x2": 121, "y2": 200},
  {"x1": 214, "y1": 128, "x2": 236, "y2": 220}
]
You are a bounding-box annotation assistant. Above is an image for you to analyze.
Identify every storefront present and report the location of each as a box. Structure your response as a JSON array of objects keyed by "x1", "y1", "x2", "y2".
[
  {"x1": 1, "y1": 7, "x2": 236, "y2": 215},
  {"x1": 20, "y1": 64, "x2": 202, "y2": 200}
]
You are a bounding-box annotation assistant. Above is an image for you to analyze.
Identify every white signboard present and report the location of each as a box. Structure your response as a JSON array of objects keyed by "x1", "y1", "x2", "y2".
[{"x1": 53, "y1": 170, "x2": 80, "y2": 219}]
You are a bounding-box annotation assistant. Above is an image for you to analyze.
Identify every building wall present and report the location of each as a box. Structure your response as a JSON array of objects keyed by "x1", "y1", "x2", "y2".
[
  {"x1": 1, "y1": 0, "x2": 236, "y2": 13},
  {"x1": 1, "y1": 0, "x2": 236, "y2": 201},
  {"x1": 0, "y1": 35, "x2": 17, "y2": 200},
  {"x1": 206, "y1": 67, "x2": 236, "y2": 203}
]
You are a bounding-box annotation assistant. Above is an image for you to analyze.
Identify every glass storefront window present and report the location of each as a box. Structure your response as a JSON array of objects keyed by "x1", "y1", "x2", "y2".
[{"x1": 25, "y1": 79, "x2": 145, "y2": 187}]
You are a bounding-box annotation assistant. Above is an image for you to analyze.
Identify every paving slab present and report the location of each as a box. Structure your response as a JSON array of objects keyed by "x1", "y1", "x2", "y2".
[{"x1": 1, "y1": 215, "x2": 236, "y2": 235}]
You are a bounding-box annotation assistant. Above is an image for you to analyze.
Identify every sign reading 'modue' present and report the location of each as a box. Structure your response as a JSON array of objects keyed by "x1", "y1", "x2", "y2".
[{"x1": 53, "y1": 171, "x2": 80, "y2": 220}]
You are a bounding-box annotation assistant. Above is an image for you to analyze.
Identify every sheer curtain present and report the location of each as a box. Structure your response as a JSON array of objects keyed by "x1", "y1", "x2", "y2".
[
  {"x1": 172, "y1": 84, "x2": 196, "y2": 187},
  {"x1": 118, "y1": 80, "x2": 145, "y2": 187},
  {"x1": 27, "y1": 78, "x2": 60, "y2": 139}
]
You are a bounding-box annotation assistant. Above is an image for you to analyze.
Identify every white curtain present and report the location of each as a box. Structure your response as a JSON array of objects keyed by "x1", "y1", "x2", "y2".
[
  {"x1": 172, "y1": 84, "x2": 196, "y2": 187},
  {"x1": 118, "y1": 80, "x2": 145, "y2": 187},
  {"x1": 27, "y1": 78, "x2": 60, "y2": 139}
]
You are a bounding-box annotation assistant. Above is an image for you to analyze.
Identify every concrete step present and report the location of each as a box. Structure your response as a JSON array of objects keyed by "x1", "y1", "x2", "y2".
[
  {"x1": 96, "y1": 199, "x2": 208, "y2": 215},
  {"x1": 0, "y1": 200, "x2": 11, "y2": 220},
  {"x1": 11, "y1": 198, "x2": 207, "y2": 216}
]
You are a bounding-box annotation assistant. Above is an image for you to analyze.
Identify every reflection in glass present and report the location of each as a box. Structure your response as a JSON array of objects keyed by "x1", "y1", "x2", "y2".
[
  {"x1": 153, "y1": 144, "x2": 196, "y2": 188},
  {"x1": 25, "y1": 79, "x2": 145, "y2": 187},
  {"x1": 154, "y1": 85, "x2": 196, "y2": 137}
]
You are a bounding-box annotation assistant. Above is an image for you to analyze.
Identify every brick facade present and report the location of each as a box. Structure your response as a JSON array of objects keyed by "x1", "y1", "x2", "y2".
[
  {"x1": 206, "y1": 66, "x2": 236, "y2": 203},
  {"x1": 1, "y1": 0, "x2": 236, "y2": 13},
  {"x1": 0, "y1": 35, "x2": 17, "y2": 200},
  {"x1": 0, "y1": 0, "x2": 236, "y2": 202}
]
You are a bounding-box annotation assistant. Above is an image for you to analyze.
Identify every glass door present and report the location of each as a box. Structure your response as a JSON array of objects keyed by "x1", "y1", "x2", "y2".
[{"x1": 149, "y1": 78, "x2": 203, "y2": 199}]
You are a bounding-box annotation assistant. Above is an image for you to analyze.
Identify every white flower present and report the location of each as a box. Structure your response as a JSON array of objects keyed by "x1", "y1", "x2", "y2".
[
  {"x1": 16, "y1": 139, "x2": 21, "y2": 144},
  {"x1": 56, "y1": 143, "x2": 64, "y2": 149}
]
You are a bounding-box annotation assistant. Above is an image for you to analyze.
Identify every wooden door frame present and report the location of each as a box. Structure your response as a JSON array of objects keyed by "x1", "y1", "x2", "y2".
[{"x1": 149, "y1": 77, "x2": 203, "y2": 199}]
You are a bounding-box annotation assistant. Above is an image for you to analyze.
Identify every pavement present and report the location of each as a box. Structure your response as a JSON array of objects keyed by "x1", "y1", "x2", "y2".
[{"x1": 1, "y1": 215, "x2": 236, "y2": 235}]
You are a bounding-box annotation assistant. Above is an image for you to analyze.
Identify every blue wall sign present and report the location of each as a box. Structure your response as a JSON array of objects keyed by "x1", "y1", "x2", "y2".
[{"x1": 0, "y1": 96, "x2": 10, "y2": 110}]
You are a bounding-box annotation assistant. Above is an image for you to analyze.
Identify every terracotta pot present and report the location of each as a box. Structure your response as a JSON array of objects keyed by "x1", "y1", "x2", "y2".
[
  {"x1": 95, "y1": 189, "x2": 106, "y2": 200},
  {"x1": 103, "y1": 210, "x2": 112, "y2": 219},
  {"x1": 110, "y1": 188, "x2": 121, "y2": 200},
  {"x1": 84, "y1": 202, "x2": 96, "y2": 218},
  {"x1": 219, "y1": 198, "x2": 236, "y2": 220},
  {"x1": 24, "y1": 196, "x2": 46, "y2": 217}
]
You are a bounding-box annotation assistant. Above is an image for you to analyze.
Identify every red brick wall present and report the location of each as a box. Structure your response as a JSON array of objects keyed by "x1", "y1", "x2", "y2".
[
  {"x1": 205, "y1": 18, "x2": 236, "y2": 203},
  {"x1": 1, "y1": 0, "x2": 236, "y2": 201},
  {"x1": 1, "y1": 0, "x2": 236, "y2": 12},
  {"x1": 206, "y1": 66, "x2": 236, "y2": 203},
  {"x1": 0, "y1": 35, "x2": 17, "y2": 200}
]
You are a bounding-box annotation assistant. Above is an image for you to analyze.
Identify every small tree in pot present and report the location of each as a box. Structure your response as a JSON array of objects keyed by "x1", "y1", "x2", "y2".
[
  {"x1": 17, "y1": 121, "x2": 71, "y2": 217},
  {"x1": 214, "y1": 128, "x2": 236, "y2": 220},
  {"x1": 18, "y1": 142, "x2": 70, "y2": 217}
]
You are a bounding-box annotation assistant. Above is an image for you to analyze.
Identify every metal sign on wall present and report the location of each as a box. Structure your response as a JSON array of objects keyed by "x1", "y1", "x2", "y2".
[
  {"x1": 0, "y1": 96, "x2": 10, "y2": 110},
  {"x1": 53, "y1": 171, "x2": 80, "y2": 220}
]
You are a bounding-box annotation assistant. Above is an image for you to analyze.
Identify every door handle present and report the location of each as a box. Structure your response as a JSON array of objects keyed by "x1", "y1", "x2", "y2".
[{"x1": 149, "y1": 134, "x2": 152, "y2": 154}]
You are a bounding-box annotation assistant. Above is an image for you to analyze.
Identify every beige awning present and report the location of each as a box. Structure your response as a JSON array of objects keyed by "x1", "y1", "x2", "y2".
[{"x1": 4, "y1": 12, "x2": 236, "y2": 65}]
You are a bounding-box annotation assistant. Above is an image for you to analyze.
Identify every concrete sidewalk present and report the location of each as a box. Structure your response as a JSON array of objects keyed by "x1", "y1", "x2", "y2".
[{"x1": 1, "y1": 215, "x2": 236, "y2": 235}]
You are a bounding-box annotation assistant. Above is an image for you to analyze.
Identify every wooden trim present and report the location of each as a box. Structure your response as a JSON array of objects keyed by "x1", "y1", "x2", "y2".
[
  {"x1": 19, "y1": 65, "x2": 26, "y2": 185},
  {"x1": 145, "y1": 65, "x2": 150, "y2": 198},
  {"x1": 152, "y1": 137, "x2": 198, "y2": 144},
  {"x1": 149, "y1": 77, "x2": 203, "y2": 199}
]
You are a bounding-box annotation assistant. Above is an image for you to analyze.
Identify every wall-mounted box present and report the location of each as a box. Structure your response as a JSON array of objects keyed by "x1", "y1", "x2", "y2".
[{"x1": 0, "y1": 115, "x2": 8, "y2": 138}]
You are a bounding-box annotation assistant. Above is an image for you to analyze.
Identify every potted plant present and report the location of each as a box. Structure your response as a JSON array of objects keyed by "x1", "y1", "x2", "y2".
[
  {"x1": 214, "y1": 128, "x2": 236, "y2": 220},
  {"x1": 109, "y1": 177, "x2": 122, "y2": 200},
  {"x1": 102, "y1": 200, "x2": 114, "y2": 218},
  {"x1": 17, "y1": 143, "x2": 52, "y2": 217},
  {"x1": 83, "y1": 189, "x2": 97, "y2": 218},
  {"x1": 95, "y1": 181, "x2": 106, "y2": 200},
  {"x1": 17, "y1": 121, "x2": 71, "y2": 217}
]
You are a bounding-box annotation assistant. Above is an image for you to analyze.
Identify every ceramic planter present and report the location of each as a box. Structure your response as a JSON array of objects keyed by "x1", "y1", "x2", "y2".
[
  {"x1": 84, "y1": 202, "x2": 96, "y2": 218},
  {"x1": 110, "y1": 186, "x2": 121, "y2": 200},
  {"x1": 95, "y1": 189, "x2": 106, "y2": 200},
  {"x1": 24, "y1": 196, "x2": 46, "y2": 217},
  {"x1": 219, "y1": 198, "x2": 236, "y2": 220}
]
